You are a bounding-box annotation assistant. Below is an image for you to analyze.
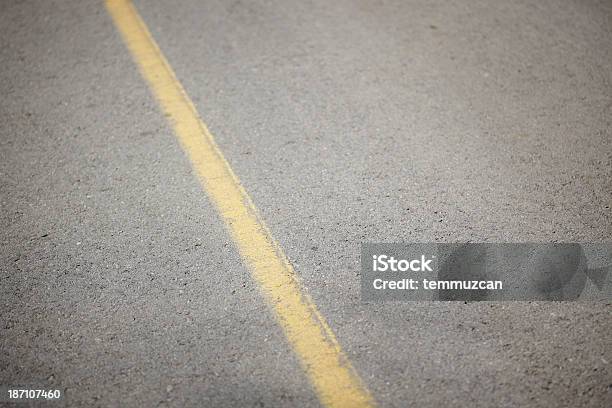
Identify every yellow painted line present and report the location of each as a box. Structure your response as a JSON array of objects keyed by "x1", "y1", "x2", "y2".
[{"x1": 105, "y1": 1, "x2": 376, "y2": 407}]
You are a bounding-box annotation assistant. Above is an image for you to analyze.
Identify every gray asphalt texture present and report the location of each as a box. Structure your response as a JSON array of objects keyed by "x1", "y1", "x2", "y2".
[{"x1": 1, "y1": 0, "x2": 611, "y2": 407}]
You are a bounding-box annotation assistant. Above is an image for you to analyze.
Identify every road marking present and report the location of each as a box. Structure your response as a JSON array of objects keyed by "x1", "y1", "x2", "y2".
[{"x1": 105, "y1": 1, "x2": 375, "y2": 407}]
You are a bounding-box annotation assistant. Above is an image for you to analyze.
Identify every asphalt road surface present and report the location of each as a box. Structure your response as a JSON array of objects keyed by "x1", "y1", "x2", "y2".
[{"x1": 1, "y1": 0, "x2": 611, "y2": 407}]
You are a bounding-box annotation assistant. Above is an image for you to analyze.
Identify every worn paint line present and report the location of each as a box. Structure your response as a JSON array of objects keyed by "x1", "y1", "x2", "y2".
[{"x1": 105, "y1": 1, "x2": 376, "y2": 407}]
